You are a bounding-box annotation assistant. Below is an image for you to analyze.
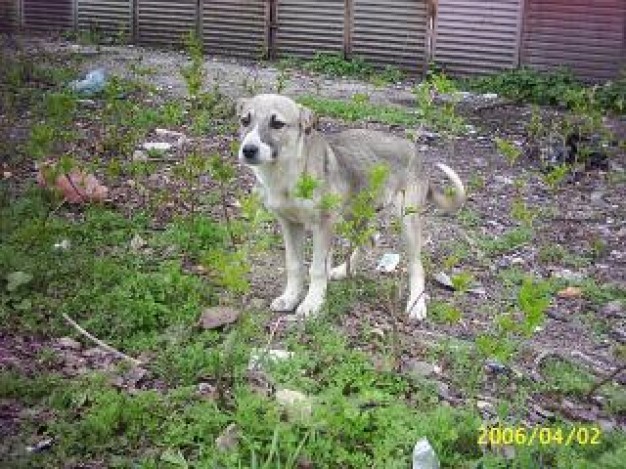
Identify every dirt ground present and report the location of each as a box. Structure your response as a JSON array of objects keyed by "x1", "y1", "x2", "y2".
[{"x1": 2, "y1": 35, "x2": 626, "y2": 438}]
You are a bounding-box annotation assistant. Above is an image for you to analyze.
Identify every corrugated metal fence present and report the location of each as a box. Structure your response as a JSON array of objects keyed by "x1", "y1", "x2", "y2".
[
  {"x1": 522, "y1": 0, "x2": 626, "y2": 82},
  {"x1": 1, "y1": 0, "x2": 624, "y2": 81},
  {"x1": 435, "y1": 0, "x2": 523, "y2": 76}
]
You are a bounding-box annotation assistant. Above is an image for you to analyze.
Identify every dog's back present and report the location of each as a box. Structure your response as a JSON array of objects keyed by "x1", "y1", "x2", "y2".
[{"x1": 325, "y1": 129, "x2": 422, "y2": 195}]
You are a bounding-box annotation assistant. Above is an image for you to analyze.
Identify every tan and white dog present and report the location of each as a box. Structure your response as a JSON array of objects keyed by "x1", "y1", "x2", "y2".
[{"x1": 237, "y1": 93, "x2": 465, "y2": 320}]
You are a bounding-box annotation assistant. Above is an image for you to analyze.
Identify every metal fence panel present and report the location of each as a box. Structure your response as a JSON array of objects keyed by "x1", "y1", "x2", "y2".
[
  {"x1": 522, "y1": 0, "x2": 625, "y2": 82},
  {"x1": 137, "y1": 0, "x2": 197, "y2": 46},
  {"x1": 352, "y1": 0, "x2": 428, "y2": 71},
  {"x1": 23, "y1": 0, "x2": 73, "y2": 31},
  {"x1": 0, "y1": 0, "x2": 18, "y2": 30},
  {"x1": 203, "y1": 0, "x2": 266, "y2": 59},
  {"x1": 434, "y1": 0, "x2": 522, "y2": 76},
  {"x1": 77, "y1": 0, "x2": 131, "y2": 37},
  {"x1": 276, "y1": 0, "x2": 344, "y2": 59}
]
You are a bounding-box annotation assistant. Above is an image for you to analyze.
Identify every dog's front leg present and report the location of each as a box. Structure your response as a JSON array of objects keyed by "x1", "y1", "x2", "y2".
[
  {"x1": 296, "y1": 218, "x2": 332, "y2": 318},
  {"x1": 270, "y1": 217, "x2": 306, "y2": 312}
]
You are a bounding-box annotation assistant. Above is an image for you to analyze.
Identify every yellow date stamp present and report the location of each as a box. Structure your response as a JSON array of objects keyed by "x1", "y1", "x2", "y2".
[{"x1": 478, "y1": 426, "x2": 602, "y2": 446}]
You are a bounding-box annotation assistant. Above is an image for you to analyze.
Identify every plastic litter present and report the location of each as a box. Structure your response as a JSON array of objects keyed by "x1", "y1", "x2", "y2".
[
  {"x1": 69, "y1": 69, "x2": 107, "y2": 96},
  {"x1": 412, "y1": 438, "x2": 440, "y2": 469},
  {"x1": 376, "y1": 253, "x2": 400, "y2": 273}
]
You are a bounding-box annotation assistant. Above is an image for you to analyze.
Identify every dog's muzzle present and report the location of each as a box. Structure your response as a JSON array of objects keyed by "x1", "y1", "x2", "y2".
[{"x1": 241, "y1": 144, "x2": 260, "y2": 164}]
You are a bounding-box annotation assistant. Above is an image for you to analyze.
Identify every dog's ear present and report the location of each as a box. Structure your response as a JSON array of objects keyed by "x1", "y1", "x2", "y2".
[
  {"x1": 298, "y1": 104, "x2": 318, "y2": 135},
  {"x1": 236, "y1": 97, "x2": 249, "y2": 116}
]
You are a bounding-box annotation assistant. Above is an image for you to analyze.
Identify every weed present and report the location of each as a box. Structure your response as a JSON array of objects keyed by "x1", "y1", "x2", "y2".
[
  {"x1": 495, "y1": 137, "x2": 522, "y2": 166},
  {"x1": 304, "y1": 52, "x2": 374, "y2": 80},
  {"x1": 298, "y1": 95, "x2": 417, "y2": 126},
  {"x1": 517, "y1": 276, "x2": 552, "y2": 336},
  {"x1": 181, "y1": 31, "x2": 205, "y2": 105}
]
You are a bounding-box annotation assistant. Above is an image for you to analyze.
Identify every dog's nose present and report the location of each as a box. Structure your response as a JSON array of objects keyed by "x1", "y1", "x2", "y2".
[{"x1": 242, "y1": 144, "x2": 259, "y2": 160}]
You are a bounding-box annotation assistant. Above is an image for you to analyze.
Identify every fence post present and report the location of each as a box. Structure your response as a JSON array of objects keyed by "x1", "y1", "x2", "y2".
[
  {"x1": 131, "y1": 0, "x2": 137, "y2": 43},
  {"x1": 266, "y1": 0, "x2": 277, "y2": 59},
  {"x1": 343, "y1": 0, "x2": 353, "y2": 59},
  {"x1": 196, "y1": 0, "x2": 203, "y2": 44},
  {"x1": 17, "y1": 0, "x2": 24, "y2": 29}
]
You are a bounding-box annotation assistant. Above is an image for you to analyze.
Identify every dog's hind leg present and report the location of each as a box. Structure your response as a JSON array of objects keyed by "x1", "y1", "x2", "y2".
[
  {"x1": 329, "y1": 247, "x2": 362, "y2": 280},
  {"x1": 271, "y1": 217, "x2": 306, "y2": 312},
  {"x1": 296, "y1": 218, "x2": 333, "y2": 317}
]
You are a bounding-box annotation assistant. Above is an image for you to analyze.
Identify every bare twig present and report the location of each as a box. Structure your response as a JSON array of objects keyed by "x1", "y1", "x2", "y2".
[{"x1": 61, "y1": 313, "x2": 142, "y2": 366}]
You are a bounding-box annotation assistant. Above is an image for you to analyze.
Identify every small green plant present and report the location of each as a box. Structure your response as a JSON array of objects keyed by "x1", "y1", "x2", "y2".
[
  {"x1": 495, "y1": 137, "x2": 522, "y2": 166},
  {"x1": 294, "y1": 172, "x2": 320, "y2": 200},
  {"x1": 517, "y1": 277, "x2": 551, "y2": 336},
  {"x1": 542, "y1": 163, "x2": 570, "y2": 191},
  {"x1": 451, "y1": 271, "x2": 474, "y2": 293},
  {"x1": 181, "y1": 31, "x2": 205, "y2": 105},
  {"x1": 304, "y1": 52, "x2": 374, "y2": 79},
  {"x1": 510, "y1": 198, "x2": 537, "y2": 228}
]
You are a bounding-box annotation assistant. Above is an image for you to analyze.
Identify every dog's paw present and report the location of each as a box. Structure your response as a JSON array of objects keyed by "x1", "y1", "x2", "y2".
[
  {"x1": 407, "y1": 297, "x2": 427, "y2": 321},
  {"x1": 294, "y1": 295, "x2": 323, "y2": 318},
  {"x1": 270, "y1": 294, "x2": 301, "y2": 312}
]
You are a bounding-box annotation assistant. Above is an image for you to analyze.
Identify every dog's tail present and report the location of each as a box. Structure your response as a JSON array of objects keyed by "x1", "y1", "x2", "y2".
[{"x1": 427, "y1": 163, "x2": 466, "y2": 213}]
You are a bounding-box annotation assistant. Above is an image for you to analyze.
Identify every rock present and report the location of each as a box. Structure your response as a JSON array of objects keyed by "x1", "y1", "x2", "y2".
[
  {"x1": 248, "y1": 297, "x2": 266, "y2": 309},
  {"x1": 468, "y1": 286, "x2": 487, "y2": 297},
  {"x1": 275, "y1": 388, "x2": 312, "y2": 421},
  {"x1": 551, "y1": 268, "x2": 584, "y2": 282},
  {"x1": 130, "y1": 234, "x2": 147, "y2": 251},
  {"x1": 143, "y1": 142, "x2": 172, "y2": 152},
  {"x1": 56, "y1": 337, "x2": 81, "y2": 350},
  {"x1": 197, "y1": 306, "x2": 240, "y2": 330},
  {"x1": 248, "y1": 348, "x2": 293, "y2": 371},
  {"x1": 476, "y1": 400, "x2": 494, "y2": 412},
  {"x1": 494, "y1": 175, "x2": 514, "y2": 185},
  {"x1": 404, "y1": 359, "x2": 440, "y2": 378},
  {"x1": 215, "y1": 423, "x2": 240, "y2": 452},
  {"x1": 603, "y1": 302, "x2": 625, "y2": 321},
  {"x1": 6, "y1": 271, "x2": 33, "y2": 292},
  {"x1": 481, "y1": 93, "x2": 498, "y2": 100},
  {"x1": 132, "y1": 150, "x2": 148, "y2": 162},
  {"x1": 26, "y1": 437, "x2": 54, "y2": 454},
  {"x1": 484, "y1": 359, "x2": 508, "y2": 375}
]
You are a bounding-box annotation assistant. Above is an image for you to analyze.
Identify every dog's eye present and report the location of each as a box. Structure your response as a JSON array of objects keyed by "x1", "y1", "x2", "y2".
[
  {"x1": 240, "y1": 114, "x2": 251, "y2": 127},
  {"x1": 270, "y1": 115, "x2": 286, "y2": 130}
]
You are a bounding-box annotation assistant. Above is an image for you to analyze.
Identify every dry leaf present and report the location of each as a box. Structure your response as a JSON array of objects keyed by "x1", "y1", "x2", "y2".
[
  {"x1": 557, "y1": 286, "x2": 583, "y2": 299},
  {"x1": 37, "y1": 166, "x2": 109, "y2": 203}
]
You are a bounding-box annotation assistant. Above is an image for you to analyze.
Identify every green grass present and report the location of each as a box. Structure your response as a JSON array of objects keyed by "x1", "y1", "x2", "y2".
[{"x1": 297, "y1": 94, "x2": 419, "y2": 126}]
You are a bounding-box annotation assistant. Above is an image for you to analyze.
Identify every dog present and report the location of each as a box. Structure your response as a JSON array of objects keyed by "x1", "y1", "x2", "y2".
[{"x1": 236, "y1": 93, "x2": 465, "y2": 320}]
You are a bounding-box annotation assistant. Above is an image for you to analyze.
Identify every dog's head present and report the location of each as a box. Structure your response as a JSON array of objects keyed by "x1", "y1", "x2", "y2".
[{"x1": 236, "y1": 94, "x2": 317, "y2": 166}]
